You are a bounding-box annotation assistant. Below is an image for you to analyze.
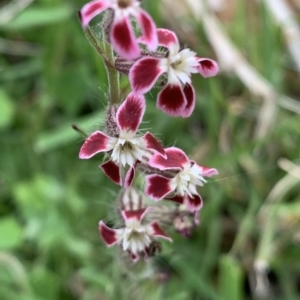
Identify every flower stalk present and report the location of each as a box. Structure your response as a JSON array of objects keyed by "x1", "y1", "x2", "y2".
[
  {"x1": 82, "y1": 25, "x2": 120, "y2": 105},
  {"x1": 77, "y1": 0, "x2": 219, "y2": 263},
  {"x1": 102, "y1": 30, "x2": 120, "y2": 105}
]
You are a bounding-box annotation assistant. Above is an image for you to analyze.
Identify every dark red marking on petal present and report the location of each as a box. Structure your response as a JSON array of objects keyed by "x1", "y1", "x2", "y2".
[
  {"x1": 157, "y1": 84, "x2": 186, "y2": 117},
  {"x1": 148, "y1": 147, "x2": 189, "y2": 170},
  {"x1": 196, "y1": 58, "x2": 219, "y2": 78},
  {"x1": 164, "y1": 194, "x2": 184, "y2": 204},
  {"x1": 157, "y1": 28, "x2": 179, "y2": 49},
  {"x1": 128, "y1": 251, "x2": 140, "y2": 262},
  {"x1": 116, "y1": 92, "x2": 145, "y2": 132},
  {"x1": 145, "y1": 174, "x2": 173, "y2": 200},
  {"x1": 142, "y1": 132, "x2": 166, "y2": 158},
  {"x1": 135, "y1": 10, "x2": 157, "y2": 51},
  {"x1": 185, "y1": 194, "x2": 203, "y2": 212},
  {"x1": 124, "y1": 165, "x2": 135, "y2": 188},
  {"x1": 149, "y1": 221, "x2": 172, "y2": 242},
  {"x1": 129, "y1": 57, "x2": 163, "y2": 95},
  {"x1": 79, "y1": 131, "x2": 111, "y2": 159},
  {"x1": 99, "y1": 221, "x2": 119, "y2": 246},
  {"x1": 100, "y1": 160, "x2": 122, "y2": 186},
  {"x1": 80, "y1": 0, "x2": 110, "y2": 27},
  {"x1": 110, "y1": 17, "x2": 140, "y2": 60},
  {"x1": 122, "y1": 208, "x2": 148, "y2": 222},
  {"x1": 181, "y1": 84, "x2": 195, "y2": 118}
]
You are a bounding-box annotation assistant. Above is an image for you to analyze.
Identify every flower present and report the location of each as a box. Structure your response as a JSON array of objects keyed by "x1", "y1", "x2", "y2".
[
  {"x1": 79, "y1": 92, "x2": 165, "y2": 187},
  {"x1": 99, "y1": 206, "x2": 172, "y2": 261},
  {"x1": 129, "y1": 28, "x2": 219, "y2": 117},
  {"x1": 145, "y1": 147, "x2": 218, "y2": 212},
  {"x1": 79, "y1": 0, "x2": 157, "y2": 60}
]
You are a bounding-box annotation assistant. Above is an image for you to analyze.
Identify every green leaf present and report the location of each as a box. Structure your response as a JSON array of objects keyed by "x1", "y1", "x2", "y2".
[
  {"x1": 0, "y1": 217, "x2": 23, "y2": 250},
  {"x1": 219, "y1": 255, "x2": 243, "y2": 300},
  {"x1": 2, "y1": 5, "x2": 73, "y2": 31},
  {"x1": 0, "y1": 89, "x2": 14, "y2": 129}
]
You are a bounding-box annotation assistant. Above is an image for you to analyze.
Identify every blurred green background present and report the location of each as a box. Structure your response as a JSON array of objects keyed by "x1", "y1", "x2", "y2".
[{"x1": 1, "y1": 0, "x2": 300, "y2": 299}]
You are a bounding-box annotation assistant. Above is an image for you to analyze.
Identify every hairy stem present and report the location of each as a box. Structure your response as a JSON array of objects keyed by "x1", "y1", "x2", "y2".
[
  {"x1": 82, "y1": 25, "x2": 121, "y2": 105},
  {"x1": 103, "y1": 34, "x2": 120, "y2": 105}
]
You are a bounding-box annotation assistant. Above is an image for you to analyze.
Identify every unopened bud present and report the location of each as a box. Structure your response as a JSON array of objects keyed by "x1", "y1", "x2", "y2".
[
  {"x1": 145, "y1": 204, "x2": 199, "y2": 237},
  {"x1": 118, "y1": 187, "x2": 144, "y2": 212},
  {"x1": 105, "y1": 104, "x2": 120, "y2": 137}
]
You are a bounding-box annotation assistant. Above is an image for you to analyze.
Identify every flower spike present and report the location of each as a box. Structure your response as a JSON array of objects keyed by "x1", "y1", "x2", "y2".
[{"x1": 77, "y1": 0, "x2": 221, "y2": 263}]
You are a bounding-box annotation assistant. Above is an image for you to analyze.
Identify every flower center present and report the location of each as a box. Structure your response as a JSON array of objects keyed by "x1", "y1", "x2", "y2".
[
  {"x1": 123, "y1": 227, "x2": 151, "y2": 253},
  {"x1": 127, "y1": 229, "x2": 147, "y2": 242},
  {"x1": 110, "y1": 136, "x2": 144, "y2": 166},
  {"x1": 172, "y1": 172, "x2": 191, "y2": 196},
  {"x1": 170, "y1": 163, "x2": 204, "y2": 197},
  {"x1": 171, "y1": 59, "x2": 182, "y2": 69},
  {"x1": 120, "y1": 140, "x2": 133, "y2": 151},
  {"x1": 117, "y1": 0, "x2": 133, "y2": 9},
  {"x1": 166, "y1": 48, "x2": 199, "y2": 81}
]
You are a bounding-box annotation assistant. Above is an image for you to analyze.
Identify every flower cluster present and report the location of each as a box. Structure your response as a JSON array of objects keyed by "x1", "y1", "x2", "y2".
[
  {"x1": 80, "y1": 92, "x2": 165, "y2": 187},
  {"x1": 78, "y1": 0, "x2": 219, "y2": 262},
  {"x1": 99, "y1": 188, "x2": 172, "y2": 261}
]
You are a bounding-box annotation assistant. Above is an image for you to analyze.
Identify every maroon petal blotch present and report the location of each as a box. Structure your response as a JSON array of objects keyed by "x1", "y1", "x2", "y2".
[
  {"x1": 124, "y1": 166, "x2": 135, "y2": 188},
  {"x1": 196, "y1": 58, "x2": 219, "y2": 78},
  {"x1": 142, "y1": 132, "x2": 166, "y2": 158},
  {"x1": 145, "y1": 174, "x2": 173, "y2": 200},
  {"x1": 185, "y1": 194, "x2": 203, "y2": 212},
  {"x1": 128, "y1": 251, "x2": 139, "y2": 262},
  {"x1": 157, "y1": 84, "x2": 186, "y2": 117},
  {"x1": 156, "y1": 28, "x2": 179, "y2": 49},
  {"x1": 99, "y1": 221, "x2": 119, "y2": 246},
  {"x1": 181, "y1": 84, "x2": 195, "y2": 118},
  {"x1": 165, "y1": 194, "x2": 185, "y2": 205},
  {"x1": 79, "y1": 131, "x2": 112, "y2": 159},
  {"x1": 148, "y1": 147, "x2": 189, "y2": 170},
  {"x1": 122, "y1": 207, "x2": 150, "y2": 222},
  {"x1": 129, "y1": 57, "x2": 164, "y2": 95},
  {"x1": 100, "y1": 160, "x2": 122, "y2": 186},
  {"x1": 110, "y1": 17, "x2": 140, "y2": 60},
  {"x1": 148, "y1": 221, "x2": 172, "y2": 242},
  {"x1": 135, "y1": 10, "x2": 157, "y2": 51},
  {"x1": 116, "y1": 92, "x2": 145, "y2": 133}
]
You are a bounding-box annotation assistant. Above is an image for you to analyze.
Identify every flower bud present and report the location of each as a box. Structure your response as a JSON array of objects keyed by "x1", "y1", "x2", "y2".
[{"x1": 105, "y1": 104, "x2": 120, "y2": 137}]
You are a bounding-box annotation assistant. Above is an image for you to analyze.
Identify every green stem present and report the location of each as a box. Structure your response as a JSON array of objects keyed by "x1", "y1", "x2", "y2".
[
  {"x1": 83, "y1": 26, "x2": 121, "y2": 105},
  {"x1": 102, "y1": 34, "x2": 120, "y2": 105}
]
